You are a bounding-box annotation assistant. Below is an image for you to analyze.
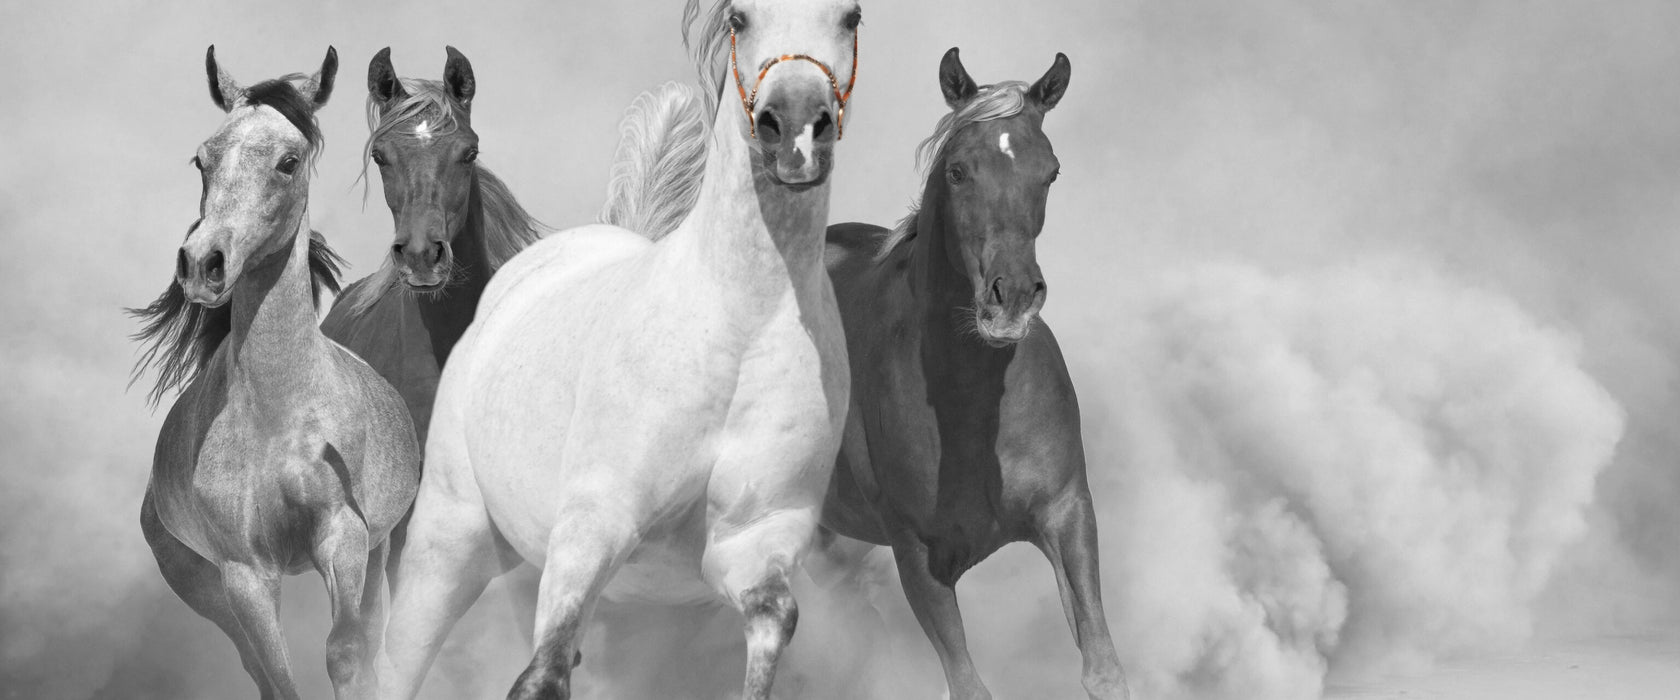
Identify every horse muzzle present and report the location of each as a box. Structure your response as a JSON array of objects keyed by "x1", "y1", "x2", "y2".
[
  {"x1": 176, "y1": 244, "x2": 233, "y2": 307},
  {"x1": 974, "y1": 273, "x2": 1046, "y2": 347},
  {"x1": 392, "y1": 237, "x2": 452, "y2": 291}
]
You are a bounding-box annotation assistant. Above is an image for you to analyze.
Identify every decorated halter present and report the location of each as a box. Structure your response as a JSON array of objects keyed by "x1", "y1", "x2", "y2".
[{"x1": 730, "y1": 26, "x2": 859, "y2": 140}]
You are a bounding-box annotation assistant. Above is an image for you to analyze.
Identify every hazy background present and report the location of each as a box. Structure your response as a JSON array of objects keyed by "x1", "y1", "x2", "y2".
[{"x1": 2, "y1": 0, "x2": 1677, "y2": 698}]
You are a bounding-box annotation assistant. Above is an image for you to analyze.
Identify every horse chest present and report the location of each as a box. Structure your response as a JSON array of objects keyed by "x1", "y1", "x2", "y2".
[
  {"x1": 855, "y1": 341, "x2": 1038, "y2": 539},
  {"x1": 160, "y1": 392, "x2": 340, "y2": 565}
]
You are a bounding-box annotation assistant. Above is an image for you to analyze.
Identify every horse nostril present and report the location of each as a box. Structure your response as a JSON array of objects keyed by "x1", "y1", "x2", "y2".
[
  {"x1": 812, "y1": 111, "x2": 834, "y2": 141},
  {"x1": 431, "y1": 241, "x2": 447, "y2": 266},
  {"x1": 990, "y1": 277, "x2": 1005, "y2": 306},
  {"x1": 176, "y1": 248, "x2": 190, "y2": 280},
  {"x1": 758, "y1": 110, "x2": 783, "y2": 140},
  {"x1": 203, "y1": 250, "x2": 225, "y2": 284},
  {"x1": 391, "y1": 243, "x2": 405, "y2": 259},
  {"x1": 1034, "y1": 280, "x2": 1047, "y2": 296}
]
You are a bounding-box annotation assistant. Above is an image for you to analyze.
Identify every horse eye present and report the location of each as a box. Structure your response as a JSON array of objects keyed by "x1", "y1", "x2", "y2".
[
  {"x1": 728, "y1": 11, "x2": 747, "y2": 32},
  {"x1": 1049, "y1": 169, "x2": 1060, "y2": 184},
  {"x1": 462, "y1": 147, "x2": 479, "y2": 164},
  {"x1": 277, "y1": 155, "x2": 300, "y2": 175},
  {"x1": 946, "y1": 164, "x2": 967, "y2": 185},
  {"x1": 843, "y1": 8, "x2": 862, "y2": 30},
  {"x1": 371, "y1": 151, "x2": 388, "y2": 167}
]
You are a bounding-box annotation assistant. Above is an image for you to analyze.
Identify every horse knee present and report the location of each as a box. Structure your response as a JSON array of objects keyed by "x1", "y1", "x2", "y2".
[
  {"x1": 740, "y1": 575, "x2": 799, "y2": 648},
  {"x1": 325, "y1": 634, "x2": 369, "y2": 684}
]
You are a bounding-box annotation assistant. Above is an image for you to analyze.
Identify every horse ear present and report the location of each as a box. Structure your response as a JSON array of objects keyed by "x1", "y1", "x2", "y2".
[
  {"x1": 205, "y1": 45, "x2": 244, "y2": 112},
  {"x1": 302, "y1": 45, "x2": 338, "y2": 109},
  {"x1": 443, "y1": 46, "x2": 475, "y2": 107},
  {"x1": 939, "y1": 47, "x2": 978, "y2": 109},
  {"x1": 368, "y1": 47, "x2": 408, "y2": 105},
  {"x1": 1029, "y1": 53, "x2": 1071, "y2": 111}
]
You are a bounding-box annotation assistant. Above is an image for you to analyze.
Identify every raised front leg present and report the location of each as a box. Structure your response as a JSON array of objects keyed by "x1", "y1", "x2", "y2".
[
  {"x1": 891, "y1": 534, "x2": 990, "y2": 700},
  {"x1": 312, "y1": 508, "x2": 377, "y2": 699},
  {"x1": 380, "y1": 432, "x2": 519, "y2": 700},
  {"x1": 1034, "y1": 494, "x2": 1129, "y2": 700},
  {"x1": 507, "y1": 504, "x2": 637, "y2": 700},
  {"x1": 704, "y1": 506, "x2": 815, "y2": 700},
  {"x1": 142, "y1": 492, "x2": 276, "y2": 700}
]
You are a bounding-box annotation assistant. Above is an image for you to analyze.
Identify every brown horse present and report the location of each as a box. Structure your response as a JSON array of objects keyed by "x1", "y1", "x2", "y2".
[
  {"x1": 129, "y1": 46, "x2": 419, "y2": 699},
  {"x1": 819, "y1": 48, "x2": 1129, "y2": 699}
]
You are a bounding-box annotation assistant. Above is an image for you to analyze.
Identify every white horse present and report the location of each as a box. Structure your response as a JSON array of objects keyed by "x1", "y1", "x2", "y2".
[{"x1": 378, "y1": 1, "x2": 862, "y2": 698}]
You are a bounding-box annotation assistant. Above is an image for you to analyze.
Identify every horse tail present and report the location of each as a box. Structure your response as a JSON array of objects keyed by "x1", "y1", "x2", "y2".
[{"x1": 598, "y1": 81, "x2": 708, "y2": 241}]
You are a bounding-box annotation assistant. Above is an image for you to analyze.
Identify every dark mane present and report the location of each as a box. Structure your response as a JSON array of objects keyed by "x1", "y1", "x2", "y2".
[
  {"x1": 128, "y1": 232, "x2": 344, "y2": 406},
  {"x1": 243, "y1": 78, "x2": 323, "y2": 152}
]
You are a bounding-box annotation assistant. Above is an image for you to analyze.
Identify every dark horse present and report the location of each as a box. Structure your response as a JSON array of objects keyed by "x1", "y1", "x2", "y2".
[
  {"x1": 319, "y1": 48, "x2": 546, "y2": 595},
  {"x1": 819, "y1": 49, "x2": 1129, "y2": 699},
  {"x1": 321, "y1": 46, "x2": 547, "y2": 450},
  {"x1": 130, "y1": 46, "x2": 419, "y2": 698}
]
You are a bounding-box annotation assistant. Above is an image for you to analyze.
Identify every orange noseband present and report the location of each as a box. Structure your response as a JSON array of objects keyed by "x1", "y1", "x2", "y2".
[{"x1": 730, "y1": 26, "x2": 859, "y2": 140}]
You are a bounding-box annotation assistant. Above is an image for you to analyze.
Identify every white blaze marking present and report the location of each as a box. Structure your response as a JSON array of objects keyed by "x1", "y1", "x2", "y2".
[
  {"x1": 998, "y1": 132, "x2": 1015, "y2": 159},
  {"x1": 414, "y1": 119, "x2": 433, "y2": 142},
  {"x1": 793, "y1": 123, "x2": 815, "y2": 164}
]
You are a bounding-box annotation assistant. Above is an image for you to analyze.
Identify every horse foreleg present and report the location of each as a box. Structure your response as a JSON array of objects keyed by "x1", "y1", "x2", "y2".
[
  {"x1": 142, "y1": 493, "x2": 277, "y2": 700},
  {"x1": 704, "y1": 507, "x2": 818, "y2": 700},
  {"x1": 222, "y1": 562, "x2": 301, "y2": 700},
  {"x1": 507, "y1": 508, "x2": 635, "y2": 700},
  {"x1": 890, "y1": 535, "x2": 990, "y2": 700},
  {"x1": 1034, "y1": 494, "x2": 1129, "y2": 700},
  {"x1": 379, "y1": 466, "x2": 515, "y2": 700},
  {"x1": 312, "y1": 509, "x2": 376, "y2": 699}
]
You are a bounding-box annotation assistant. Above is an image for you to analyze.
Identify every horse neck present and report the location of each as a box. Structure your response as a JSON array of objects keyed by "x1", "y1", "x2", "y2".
[
  {"x1": 415, "y1": 175, "x2": 489, "y2": 362},
  {"x1": 223, "y1": 211, "x2": 329, "y2": 388},
  {"x1": 674, "y1": 101, "x2": 831, "y2": 297}
]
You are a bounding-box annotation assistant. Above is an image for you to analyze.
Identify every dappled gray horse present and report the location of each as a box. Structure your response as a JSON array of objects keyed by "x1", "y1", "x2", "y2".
[{"x1": 130, "y1": 46, "x2": 418, "y2": 699}]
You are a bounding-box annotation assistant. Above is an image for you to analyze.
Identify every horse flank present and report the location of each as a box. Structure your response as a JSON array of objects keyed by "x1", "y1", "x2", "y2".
[
  {"x1": 339, "y1": 78, "x2": 548, "y2": 315},
  {"x1": 875, "y1": 80, "x2": 1033, "y2": 261},
  {"x1": 598, "y1": 82, "x2": 709, "y2": 240},
  {"x1": 129, "y1": 232, "x2": 344, "y2": 406}
]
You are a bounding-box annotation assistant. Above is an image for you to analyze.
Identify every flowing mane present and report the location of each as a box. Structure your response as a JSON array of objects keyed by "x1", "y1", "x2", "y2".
[
  {"x1": 682, "y1": 0, "x2": 735, "y2": 111},
  {"x1": 339, "y1": 77, "x2": 549, "y2": 314},
  {"x1": 129, "y1": 232, "x2": 344, "y2": 405},
  {"x1": 875, "y1": 80, "x2": 1033, "y2": 261},
  {"x1": 594, "y1": 2, "x2": 725, "y2": 241}
]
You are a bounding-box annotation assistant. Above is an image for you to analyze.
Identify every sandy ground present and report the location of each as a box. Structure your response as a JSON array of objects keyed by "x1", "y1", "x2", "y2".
[{"x1": 1324, "y1": 635, "x2": 1680, "y2": 700}]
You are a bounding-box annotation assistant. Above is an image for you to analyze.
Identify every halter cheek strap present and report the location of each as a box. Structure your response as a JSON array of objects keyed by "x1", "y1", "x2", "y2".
[{"x1": 730, "y1": 27, "x2": 859, "y2": 140}]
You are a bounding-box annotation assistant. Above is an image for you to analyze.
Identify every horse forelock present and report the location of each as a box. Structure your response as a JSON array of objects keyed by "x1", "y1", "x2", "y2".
[
  {"x1": 875, "y1": 81, "x2": 1035, "y2": 261},
  {"x1": 239, "y1": 74, "x2": 325, "y2": 169},
  {"x1": 357, "y1": 78, "x2": 468, "y2": 201}
]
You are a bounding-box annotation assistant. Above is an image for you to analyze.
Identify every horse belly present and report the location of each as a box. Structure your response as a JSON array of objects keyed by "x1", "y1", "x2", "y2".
[{"x1": 600, "y1": 502, "x2": 715, "y2": 606}]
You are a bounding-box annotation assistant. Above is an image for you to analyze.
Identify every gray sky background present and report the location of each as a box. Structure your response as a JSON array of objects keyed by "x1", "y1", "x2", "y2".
[{"x1": 3, "y1": 1, "x2": 1678, "y2": 698}]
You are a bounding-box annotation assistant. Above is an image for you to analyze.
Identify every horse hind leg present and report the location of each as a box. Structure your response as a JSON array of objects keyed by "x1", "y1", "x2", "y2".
[
  {"x1": 507, "y1": 505, "x2": 638, "y2": 700},
  {"x1": 312, "y1": 508, "x2": 379, "y2": 699},
  {"x1": 142, "y1": 493, "x2": 280, "y2": 700},
  {"x1": 1033, "y1": 494, "x2": 1129, "y2": 700}
]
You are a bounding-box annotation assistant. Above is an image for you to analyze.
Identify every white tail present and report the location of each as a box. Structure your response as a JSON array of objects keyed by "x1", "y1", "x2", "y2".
[{"x1": 598, "y1": 82, "x2": 709, "y2": 241}]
